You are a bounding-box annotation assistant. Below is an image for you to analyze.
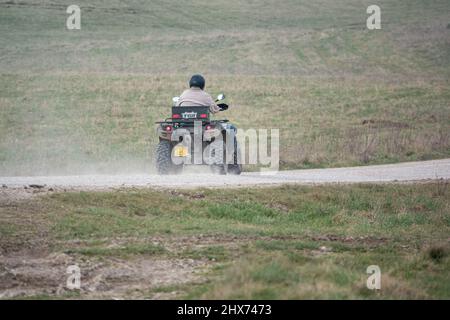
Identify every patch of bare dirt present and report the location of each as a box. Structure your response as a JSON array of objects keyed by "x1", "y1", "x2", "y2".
[
  {"x1": 0, "y1": 232, "x2": 395, "y2": 299},
  {"x1": 0, "y1": 186, "x2": 63, "y2": 202},
  {"x1": 58, "y1": 234, "x2": 253, "y2": 254},
  {"x1": 0, "y1": 251, "x2": 209, "y2": 299}
]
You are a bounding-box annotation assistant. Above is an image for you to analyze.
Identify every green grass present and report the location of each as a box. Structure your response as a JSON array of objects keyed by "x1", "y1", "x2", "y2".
[
  {"x1": 1, "y1": 182, "x2": 449, "y2": 299},
  {"x1": 1, "y1": 1, "x2": 449, "y2": 174},
  {"x1": 198, "y1": 249, "x2": 448, "y2": 299},
  {"x1": 45, "y1": 183, "x2": 449, "y2": 240}
]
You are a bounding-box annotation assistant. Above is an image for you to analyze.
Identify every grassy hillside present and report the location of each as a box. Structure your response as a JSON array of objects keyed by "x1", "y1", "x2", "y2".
[
  {"x1": 1, "y1": 183, "x2": 449, "y2": 298},
  {"x1": 1, "y1": 0, "x2": 449, "y2": 174}
]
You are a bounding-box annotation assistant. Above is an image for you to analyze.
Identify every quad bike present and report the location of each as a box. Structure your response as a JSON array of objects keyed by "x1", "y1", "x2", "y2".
[{"x1": 154, "y1": 93, "x2": 242, "y2": 175}]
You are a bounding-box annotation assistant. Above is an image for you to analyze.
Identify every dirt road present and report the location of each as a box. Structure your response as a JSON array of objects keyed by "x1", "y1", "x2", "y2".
[{"x1": 1, "y1": 159, "x2": 449, "y2": 189}]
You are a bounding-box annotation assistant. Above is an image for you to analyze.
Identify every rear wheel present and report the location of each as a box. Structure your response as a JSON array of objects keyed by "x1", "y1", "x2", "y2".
[
  {"x1": 227, "y1": 137, "x2": 242, "y2": 175},
  {"x1": 209, "y1": 139, "x2": 226, "y2": 175},
  {"x1": 155, "y1": 140, "x2": 182, "y2": 175}
]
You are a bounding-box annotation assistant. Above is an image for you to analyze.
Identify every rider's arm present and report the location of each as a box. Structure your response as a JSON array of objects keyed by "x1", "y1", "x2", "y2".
[
  {"x1": 207, "y1": 94, "x2": 221, "y2": 114},
  {"x1": 209, "y1": 102, "x2": 221, "y2": 114}
]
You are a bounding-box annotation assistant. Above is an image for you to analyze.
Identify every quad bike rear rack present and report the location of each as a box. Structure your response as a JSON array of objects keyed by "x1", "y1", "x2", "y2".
[{"x1": 155, "y1": 119, "x2": 229, "y2": 124}]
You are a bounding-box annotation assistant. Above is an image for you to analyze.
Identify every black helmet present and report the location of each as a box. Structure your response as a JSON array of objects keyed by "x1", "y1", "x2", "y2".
[{"x1": 189, "y1": 74, "x2": 205, "y2": 90}]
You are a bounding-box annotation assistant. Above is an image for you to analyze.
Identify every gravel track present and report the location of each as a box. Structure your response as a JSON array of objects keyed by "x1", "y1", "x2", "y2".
[{"x1": 1, "y1": 159, "x2": 449, "y2": 190}]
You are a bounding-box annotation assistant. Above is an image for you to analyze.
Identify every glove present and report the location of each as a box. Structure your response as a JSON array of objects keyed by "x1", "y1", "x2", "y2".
[{"x1": 217, "y1": 103, "x2": 229, "y2": 111}]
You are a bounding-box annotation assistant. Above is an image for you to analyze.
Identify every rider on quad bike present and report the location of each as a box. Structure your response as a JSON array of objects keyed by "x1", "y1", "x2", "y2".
[
  {"x1": 176, "y1": 74, "x2": 223, "y2": 113},
  {"x1": 154, "y1": 74, "x2": 242, "y2": 175}
]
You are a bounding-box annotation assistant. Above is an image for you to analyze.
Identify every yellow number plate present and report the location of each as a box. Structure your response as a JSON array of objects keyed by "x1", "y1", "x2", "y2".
[{"x1": 173, "y1": 146, "x2": 189, "y2": 157}]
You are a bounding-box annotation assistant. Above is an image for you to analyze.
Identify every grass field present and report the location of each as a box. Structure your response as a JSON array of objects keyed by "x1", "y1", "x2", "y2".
[
  {"x1": 1, "y1": 182, "x2": 449, "y2": 299},
  {"x1": 1, "y1": 0, "x2": 449, "y2": 175}
]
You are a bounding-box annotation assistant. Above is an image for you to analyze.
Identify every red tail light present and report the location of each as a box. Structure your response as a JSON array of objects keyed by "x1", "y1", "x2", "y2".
[
  {"x1": 165, "y1": 125, "x2": 173, "y2": 132},
  {"x1": 172, "y1": 114, "x2": 181, "y2": 119},
  {"x1": 205, "y1": 124, "x2": 214, "y2": 130},
  {"x1": 200, "y1": 114, "x2": 208, "y2": 119}
]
